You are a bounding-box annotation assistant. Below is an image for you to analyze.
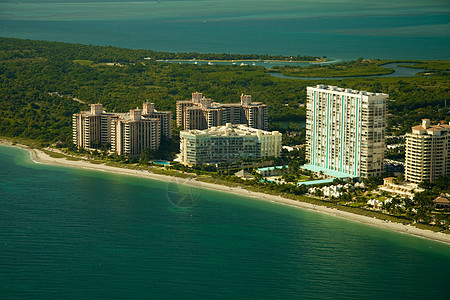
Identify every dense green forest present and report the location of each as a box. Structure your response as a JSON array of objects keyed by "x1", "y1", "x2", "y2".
[
  {"x1": 0, "y1": 37, "x2": 449, "y2": 145},
  {"x1": 0, "y1": 37, "x2": 321, "y2": 63}
]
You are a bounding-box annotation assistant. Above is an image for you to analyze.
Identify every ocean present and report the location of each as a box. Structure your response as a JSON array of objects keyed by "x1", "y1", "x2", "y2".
[
  {"x1": 0, "y1": 0, "x2": 449, "y2": 60},
  {"x1": 1, "y1": 145, "x2": 449, "y2": 298}
]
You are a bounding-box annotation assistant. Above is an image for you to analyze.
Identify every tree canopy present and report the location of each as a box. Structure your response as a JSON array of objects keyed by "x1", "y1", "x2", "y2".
[{"x1": 0, "y1": 37, "x2": 448, "y2": 145}]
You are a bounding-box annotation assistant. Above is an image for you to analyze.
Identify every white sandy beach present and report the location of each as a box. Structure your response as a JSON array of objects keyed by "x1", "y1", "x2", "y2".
[{"x1": 2, "y1": 140, "x2": 449, "y2": 245}]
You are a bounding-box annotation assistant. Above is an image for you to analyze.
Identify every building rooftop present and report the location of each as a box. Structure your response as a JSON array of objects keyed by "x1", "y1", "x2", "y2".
[
  {"x1": 182, "y1": 123, "x2": 279, "y2": 137},
  {"x1": 77, "y1": 110, "x2": 117, "y2": 117},
  {"x1": 383, "y1": 177, "x2": 396, "y2": 182},
  {"x1": 308, "y1": 84, "x2": 388, "y2": 97},
  {"x1": 235, "y1": 169, "x2": 254, "y2": 179},
  {"x1": 433, "y1": 196, "x2": 449, "y2": 204},
  {"x1": 410, "y1": 119, "x2": 450, "y2": 135},
  {"x1": 301, "y1": 164, "x2": 358, "y2": 179},
  {"x1": 412, "y1": 124, "x2": 450, "y2": 132}
]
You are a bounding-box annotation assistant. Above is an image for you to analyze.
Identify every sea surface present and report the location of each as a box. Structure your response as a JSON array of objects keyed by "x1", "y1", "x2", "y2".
[
  {"x1": 0, "y1": 0, "x2": 449, "y2": 60},
  {"x1": 1, "y1": 145, "x2": 450, "y2": 299}
]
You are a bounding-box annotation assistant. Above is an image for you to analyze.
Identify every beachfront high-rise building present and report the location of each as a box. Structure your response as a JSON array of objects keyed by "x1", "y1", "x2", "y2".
[
  {"x1": 176, "y1": 100, "x2": 195, "y2": 128},
  {"x1": 405, "y1": 119, "x2": 450, "y2": 184},
  {"x1": 179, "y1": 123, "x2": 282, "y2": 166},
  {"x1": 305, "y1": 85, "x2": 387, "y2": 178},
  {"x1": 176, "y1": 93, "x2": 268, "y2": 131},
  {"x1": 111, "y1": 109, "x2": 160, "y2": 156},
  {"x1": 142, "y1": 102, "x2": 173, "y2": 139},
  {"x1": 72, "y1": 104, "x2": 118, "y2": 148},
  {"x1": 73, "y1": 102, "x2": 168, "y2": 155}
]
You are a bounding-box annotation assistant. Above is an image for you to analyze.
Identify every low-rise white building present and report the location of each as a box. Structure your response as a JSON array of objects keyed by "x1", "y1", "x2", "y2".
[
  {"x1": 378, "y1": 177, "x2": 424, "y2": 199},
  {"x1": 367, "y1": 199, "x2": 383, "y2": 209},
  {"x1": 179, "y1": 123, "x2": 282, "y2": 166}
]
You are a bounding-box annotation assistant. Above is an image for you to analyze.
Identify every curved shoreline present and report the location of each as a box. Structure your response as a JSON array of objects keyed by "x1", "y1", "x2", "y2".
[
  {"x1": 1, "y1": 141, "x2": 449, "y2": 245},
  {"x1": 269, "y1": 62, "x2": 425, "y2": 80},
  {"x1": 160, "y1": 59, "x2": 327, "y2": 63}
]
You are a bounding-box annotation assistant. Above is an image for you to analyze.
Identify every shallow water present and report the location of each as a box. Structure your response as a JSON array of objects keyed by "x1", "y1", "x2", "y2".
[
  {"x1": 269, "y1": 62, "x2": 426, "y2": 80},
  {"x1": 1, "y1": 145, "x2": 449, "y2": 299}
]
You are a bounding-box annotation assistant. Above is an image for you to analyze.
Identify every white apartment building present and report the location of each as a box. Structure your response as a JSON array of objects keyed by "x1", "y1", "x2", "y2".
[
  {"x1": 405, "y1": 119, "x2": 450, "y2": 183},
  {"x1": 306, "y1": 85, "x2": 387, "y2": 178},
  {"x1": 179, "y1": 123, "x2": 282, "y2": 166}
]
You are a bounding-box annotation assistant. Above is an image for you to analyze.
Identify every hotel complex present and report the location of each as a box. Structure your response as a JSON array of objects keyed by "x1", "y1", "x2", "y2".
[
  {"x1": 305, "y1": 85, "x2": 387, "y2": 178},
  {"x1": 73, "y1": 103, "x2": 172, "y2": 155},
  {"x1": 179, "y1": 123, "x2": 282, "y2": 166},
  {"x1": 177, "y1": 92, "x2": 268, "y2": 131},
  {"x1": 405, "y1": 119, "x2": 450, "y2": 183}
]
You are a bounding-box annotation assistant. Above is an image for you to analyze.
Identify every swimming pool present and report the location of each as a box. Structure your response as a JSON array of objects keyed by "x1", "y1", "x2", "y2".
[{"x1": 153, "y1": 160, "x2": 171, "y2": 166}]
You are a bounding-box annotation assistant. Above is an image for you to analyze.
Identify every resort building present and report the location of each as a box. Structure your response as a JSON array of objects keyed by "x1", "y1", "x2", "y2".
[
  {"x1": 405, "y1": 119, "x2": 450, "y2": 183},
  {"x1": 176, "y1": 92, "x2": 268, "y2": 131},
  {"x1": 433, "y1": 194, "x2": 450, "y2": 209},
  {"x1": 179, "y1": 123, "x2": 282, "y2": 166},
  {"x1": 111, "y1": 109, "x2": 160, "y2": 156},
  {"x1": 72, "y1": 104, "x2": 118, "y2": 148},
  {"x1": 378, "y1": 177, "x2": 424, "y2": 198},
  {"x1": 142, "y1": 102, "x2": 173, "y2": 139},
  {"x1": 73, "y1": 102, "x2": 168, "y2": 156},
  {"x1": 305, "y1": 85, "x2": 387, "y2": 178}
]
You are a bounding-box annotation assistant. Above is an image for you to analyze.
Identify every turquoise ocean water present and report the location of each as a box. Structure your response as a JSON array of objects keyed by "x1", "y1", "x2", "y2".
[
  {"x1": 1, "y1": 145, "x2": 450, "y2": 298},
  {"x1": 0, "y1": 0, "x2": 449, "y2": 60}
]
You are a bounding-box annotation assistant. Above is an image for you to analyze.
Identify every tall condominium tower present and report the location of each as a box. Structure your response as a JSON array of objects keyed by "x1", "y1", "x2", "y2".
[
  {"x1": 142, "y1": 102, "x2": 173, "y2": 139},
  {"x1": 73, "y1": 102, "x2": 169, "y2": 155},
  {"x1": 72, "y1": 104, "x2": 117, "y2": 148},
  {"x1": 405, "y1": 119, "x2": 450, "y2": 183},
  {"x1": 111, "y1": 109, "x2": 160, "y2": 156},
  {"x1": 306, "y1": 85, "x2": 387, "y2": 178},
  {"x1": 176, "y1": 92, "x2": 268, "y2": 131}
]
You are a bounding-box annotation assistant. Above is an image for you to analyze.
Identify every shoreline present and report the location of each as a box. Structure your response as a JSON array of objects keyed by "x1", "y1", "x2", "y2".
[
  {"x1": 1, "y1": 140, "x2": 449, "y2": 245},
  {"x1": 157, "y1": 59, "x2": 326, "y2": 63}
]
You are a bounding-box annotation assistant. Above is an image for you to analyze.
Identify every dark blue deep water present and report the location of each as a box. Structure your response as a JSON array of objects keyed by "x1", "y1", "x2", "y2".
[
  {"x1": 0, "y1": 0, "x2": 449, "y2": 60},
  {"x1": 1, "y1": 145, "x2": 449, "y2": 299}
]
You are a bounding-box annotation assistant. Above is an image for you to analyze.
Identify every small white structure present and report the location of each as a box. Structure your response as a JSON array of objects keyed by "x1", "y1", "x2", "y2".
[
  {"x1": 354, "y1": 182, "x2": 366, "y2": 189},
  {"x1": 367, "y1": 199, "x2": 383, "y2": 209},
  {"x1": 234, "y1": 169, "x2": 254, "y2": 180},
  {"x1": 308, "y1": 184, "x2": 343, "y2": 198}
]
